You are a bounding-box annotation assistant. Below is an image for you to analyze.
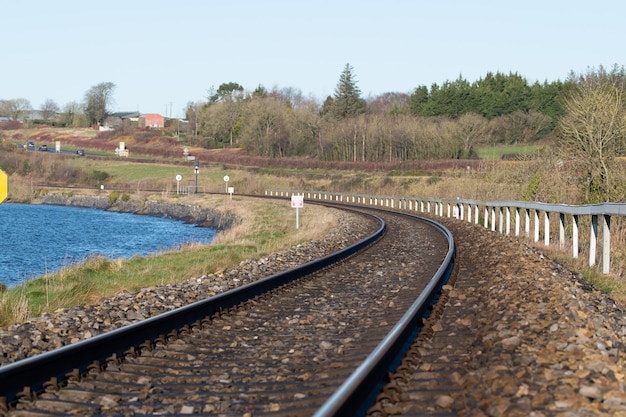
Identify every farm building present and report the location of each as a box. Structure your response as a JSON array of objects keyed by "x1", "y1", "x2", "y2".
[{"x1": 139, "y1": 113, "x2": 165, "y2": 129}]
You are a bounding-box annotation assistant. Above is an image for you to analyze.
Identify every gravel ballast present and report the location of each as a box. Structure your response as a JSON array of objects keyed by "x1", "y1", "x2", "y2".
[{"x1": 3, "y1": 204, "x2": 626, "y2": 415}]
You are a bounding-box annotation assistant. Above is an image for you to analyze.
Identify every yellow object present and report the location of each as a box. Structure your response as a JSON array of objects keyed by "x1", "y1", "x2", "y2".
[{"x1": 0, "y1": 169, "x2": 7, "y2": 204}]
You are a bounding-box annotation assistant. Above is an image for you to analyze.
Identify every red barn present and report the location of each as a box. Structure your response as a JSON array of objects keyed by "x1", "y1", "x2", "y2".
[{"x1": 139, "y1": 113, "x2": 165, "y2": 129}]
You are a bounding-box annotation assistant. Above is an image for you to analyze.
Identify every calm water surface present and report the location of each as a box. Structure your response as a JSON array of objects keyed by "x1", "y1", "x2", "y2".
[{"x1": 0, "y1": 203, "x2": 216, "y2": 288}]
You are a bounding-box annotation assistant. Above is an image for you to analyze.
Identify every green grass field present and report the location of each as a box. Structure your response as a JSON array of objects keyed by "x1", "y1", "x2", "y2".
[{"x1": 475, "y1": 144, "x2": 544, "y2": 160}]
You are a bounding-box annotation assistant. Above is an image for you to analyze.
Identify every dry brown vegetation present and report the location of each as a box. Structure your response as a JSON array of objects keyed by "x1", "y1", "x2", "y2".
[
  {"x1": 0, "y1": 126, "x2": 607, "y2": 207},
  {"x1": 2, "y1": 126, "x2": 626, "y2": 309}
]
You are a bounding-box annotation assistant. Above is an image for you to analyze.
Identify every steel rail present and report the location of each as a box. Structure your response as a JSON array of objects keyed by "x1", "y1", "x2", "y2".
[
  {"x1": 0, "y1": 208, "x2": 386, "y2": 406},
  {"x1": 313, "y1": 209, "x2": 456, "y2": 417}
]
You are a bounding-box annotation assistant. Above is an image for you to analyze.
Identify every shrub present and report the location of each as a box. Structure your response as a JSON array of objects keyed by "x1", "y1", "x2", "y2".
[
  {"x1": 381, "y1": 176, "x2": 394, "y2": 187},
  {"x1": 20, "y1": 159, "x2": 31, "y2": 175},
  {"x1": 91, "y1": 170, "x2": 109, "y2": 182},
  {"x1": 426, "y1": 174, "x2": 442, "y2": 185},
  {"x1": 109, "y1": 190, "x2": 120, "y2": 204},
  {"x1": 523, "y1": 173, "x2": 542, "y2": 201}
]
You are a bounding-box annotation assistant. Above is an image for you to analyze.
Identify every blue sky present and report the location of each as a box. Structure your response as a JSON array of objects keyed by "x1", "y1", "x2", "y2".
[{"x1": 2, "y1": 0, "x2": 624, "y2": 117}]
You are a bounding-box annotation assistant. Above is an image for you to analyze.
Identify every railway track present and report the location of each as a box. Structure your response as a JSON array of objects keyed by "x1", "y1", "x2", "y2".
[{"x1": 1, "y1": 205, "x2": 455, "y2": 416}]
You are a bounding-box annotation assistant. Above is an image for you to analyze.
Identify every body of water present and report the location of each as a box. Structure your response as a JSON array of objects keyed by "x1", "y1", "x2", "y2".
[{"x1": 0, "y1": 203, "x2": 216, "y2": 288}]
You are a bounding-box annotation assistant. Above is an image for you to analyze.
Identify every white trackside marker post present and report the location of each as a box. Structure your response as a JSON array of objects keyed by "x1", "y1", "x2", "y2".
[
  {"x1": 175, "y1": 174, "x2": 182, "y2": 195},
  {"x1": 291, "y1": 194, "x2": 304, "y2": 229}
]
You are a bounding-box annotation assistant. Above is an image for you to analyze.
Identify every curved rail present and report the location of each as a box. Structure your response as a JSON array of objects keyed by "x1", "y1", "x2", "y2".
[
  {"x1": 313, "y1": 209, "x2": 456, "y2": 417},
  {"x1": 1, "y1": 201, "x2": 456, "y2": 417},
  {"x1": 0, "y1": 208, "x2": 386, "y2": 406}
]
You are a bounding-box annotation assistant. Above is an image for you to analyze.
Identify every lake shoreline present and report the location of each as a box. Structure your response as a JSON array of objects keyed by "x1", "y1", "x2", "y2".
[
  {"x1": 38, "y1": 194, "x2": 241, "y2": 231},
  {"x1": 0, "y1": 197, "x2": 229, "y2": 288}
]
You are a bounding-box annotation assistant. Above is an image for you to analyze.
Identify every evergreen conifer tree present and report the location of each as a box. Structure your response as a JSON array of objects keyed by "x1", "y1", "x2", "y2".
[{"x1": 331, "y1": 63, "x2": 366, "y2": 119}]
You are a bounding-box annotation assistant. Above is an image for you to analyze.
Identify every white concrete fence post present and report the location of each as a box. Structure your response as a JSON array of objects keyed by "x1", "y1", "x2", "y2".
[{"x1": 266, "y1": 190, "x2": 622, "y2": 274}]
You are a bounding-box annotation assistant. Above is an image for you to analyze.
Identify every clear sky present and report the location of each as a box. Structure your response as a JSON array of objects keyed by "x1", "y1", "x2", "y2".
[{"x1": 2, "y1": 0, "x2": 624, "y2": 117}]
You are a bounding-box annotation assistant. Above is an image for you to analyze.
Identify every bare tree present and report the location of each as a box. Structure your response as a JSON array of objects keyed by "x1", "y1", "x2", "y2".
[
  {"x1": 367, "y1": 92, "x2": 410, "y2": 115},
  {"x1": 558, "y1": 76, "x2": 626, "y2": 202},
  {"x1": 61, "y1": 101, "x2": 81, "y2": 127},
  {"x1": 199, "y1": 100, "x2": 241, "y2": 147},
  {"x1": 239, "y1": 96, "x2": 288, "y2": 157},
  {"x1": 185, "y1": 101, "x2": 204, "y2": 140},
  {"x1": 84, "y1": 82, "x2": 116, "y2": 126},
  {"x1": 40, "y1": 99, "x2": 60, "y2": 121},
  {"x1": 490, "y1": 110, "x2": 552, "y2": 145},
  {"x1": 455, "y1": 112, "x2": 488, "y2": 157},
  {"x1": 2, "y1": 98, "x2": 32, "y2": 120}
]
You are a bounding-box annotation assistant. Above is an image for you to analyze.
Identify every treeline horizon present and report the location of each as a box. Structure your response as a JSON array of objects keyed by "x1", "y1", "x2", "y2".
[
  {"x1": 187, "y1": 66, "x2": 569, "y2": 161},
  {"x1": 4, "y1": 64, "x2": 623, "y2": 163}
]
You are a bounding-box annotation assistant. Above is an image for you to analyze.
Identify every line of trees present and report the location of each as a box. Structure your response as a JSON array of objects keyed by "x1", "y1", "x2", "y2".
[
  {"x1": 409, "y1": 72, "x2": 566, "y2": 121},
  {"x1": 0, "y1": 82, "x2": 116, "y2": 128},
  {"x1": 190, "y1": 64, "x2": 568, "y2": 161},
  {"x1": 191, "y1": 63, "x2": 626, "y2": 205}
]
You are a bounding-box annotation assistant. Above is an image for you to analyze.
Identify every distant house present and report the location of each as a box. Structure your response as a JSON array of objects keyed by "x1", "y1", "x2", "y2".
[
  {"x1": 139, "y1": 113, "x2": 165, "y2": 129},
  {"x1": 101, "y1": 112, "x2": 140, "y2": 130},
  {"x1": 110, "y1": 112, "x2": 140, "y2": 122},
  {"x1": 24, "y1": 110, "x2": 43, "y2": 120},
  {"x1": 102, "y1": 112, "x2": 165, "y2": 130}
]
